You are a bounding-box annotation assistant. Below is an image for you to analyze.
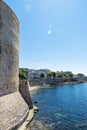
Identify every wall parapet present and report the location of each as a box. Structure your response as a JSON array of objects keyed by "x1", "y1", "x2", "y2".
[{"x1": 19, "y1": 80, "x2": 33, "y2": 110}]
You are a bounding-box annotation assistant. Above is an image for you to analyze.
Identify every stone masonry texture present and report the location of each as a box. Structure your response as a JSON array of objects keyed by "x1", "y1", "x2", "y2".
[
  {"x1": 0, "y1": 92, "x2": 29, "y2": 130},
  {"x1": 0, "y1": 1, "x2": 33, "y2": 130},
  {"x1": 0, "y1": 1, "x2": 19, "y2": 96}
]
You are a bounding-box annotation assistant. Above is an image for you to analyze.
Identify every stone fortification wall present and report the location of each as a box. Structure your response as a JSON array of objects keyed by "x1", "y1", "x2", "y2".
[
  {"x1": 19, "y1": 80, "x2": 33, "y2": 110},
  {"x1": 0, "y1": 92, "x2": 29, "y2": 130},
  {"x1": 0, "y1": 1, "x2": 19, "y2": 96},
  {"x1": 0, "y1": 80, "x2": 34, "y2": 130},
  {"x1": 0, "y1": 2, "x2": 34, "y2": 129}
]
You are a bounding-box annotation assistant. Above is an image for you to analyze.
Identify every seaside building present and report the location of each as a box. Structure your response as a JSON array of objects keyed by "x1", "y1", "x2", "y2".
[
  {"x1": 0, "y1": 1, "x2": 33, "y2": 129},
  {"x1": 28, "y1": 72, "x2": 40, "y2": 79},
  {"x1": 28, "y1": 69, "x2": 51, "y2": 79},
  {"x1": 63, "y1": 71, "x2": 73, "y2": 75}
]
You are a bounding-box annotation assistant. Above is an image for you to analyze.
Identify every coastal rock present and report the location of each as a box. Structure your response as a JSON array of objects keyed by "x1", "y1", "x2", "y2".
[
  {"x1": 34, "y1": 101, "x2": 38, "y2": 104},
  {"x1": 33, "y1": 106, "x2": 39, "y2": 113},
  {"x1": 30, "y1": 120, "x2": 49, "y2": 130}
]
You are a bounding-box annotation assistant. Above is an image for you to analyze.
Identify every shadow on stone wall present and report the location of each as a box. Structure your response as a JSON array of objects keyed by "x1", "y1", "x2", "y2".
[{"x1": 19, "y1": 80, "x2": 33, "y2": 110}]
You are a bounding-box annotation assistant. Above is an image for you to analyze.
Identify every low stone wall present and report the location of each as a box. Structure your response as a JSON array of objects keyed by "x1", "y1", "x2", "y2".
[
  {"x1": 0, "y1": 92, "x2": 29, "y2": 130},
  {"x1": 0, "y1": 80, "x2": 34, "y2": 130},
  {"x1": 29, "y1": 78, "x2": 43, "y2": 86},
  {"x1": 29, "y1": 77, "x2": 87, "y2": 86},
  {"x1": 19, "y1": 80, "x2": 33, "y2": 110}
]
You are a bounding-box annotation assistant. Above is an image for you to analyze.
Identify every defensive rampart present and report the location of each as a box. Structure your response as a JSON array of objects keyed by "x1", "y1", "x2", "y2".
[
  {"x1": 0, "y1": 1, "x2": 33, "y2": 130},
  {"x1": 0, "y1": 0, "x2": 19, "y2": 96}
]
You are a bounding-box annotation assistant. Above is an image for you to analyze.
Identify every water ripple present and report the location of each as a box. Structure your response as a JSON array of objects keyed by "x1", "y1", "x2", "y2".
[{"x1": 32, "y1": 83, "x2": 87, "y2": 129}]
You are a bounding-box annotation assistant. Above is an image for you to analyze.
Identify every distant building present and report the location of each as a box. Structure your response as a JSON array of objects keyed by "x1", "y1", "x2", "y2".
[
  {"x1": 36, "y1": 69, "x2": 51, "y2": 78},
  {"x1": 56, "y1": 71, "x2": 61, "y2": 76},
  {"x1": 28, "y1": 72, "x2": 40, "y2": 79},
  {"x1": 63, "y1": 71, "x2": 72, "y2": 75},
  {"x1": 28, "y1": 69, "x2": 51, "y2": 79}
]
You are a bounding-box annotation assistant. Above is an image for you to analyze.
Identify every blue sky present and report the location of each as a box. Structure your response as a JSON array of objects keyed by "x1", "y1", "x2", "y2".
[{"x1": 4, "y1": 0, "x2": 87, "y2": 75}]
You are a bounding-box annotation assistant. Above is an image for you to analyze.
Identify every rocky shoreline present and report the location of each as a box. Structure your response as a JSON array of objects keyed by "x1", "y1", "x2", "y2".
[
  {"x1": 28, "y1": 78, "x2": 87, "y2": 130},
  {"x1": 28, "y1": 120, "x2": 49, "y2": 130}
]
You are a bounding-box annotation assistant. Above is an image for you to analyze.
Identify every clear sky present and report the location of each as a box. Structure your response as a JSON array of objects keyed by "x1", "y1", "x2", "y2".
[{"x1": 4, "y1": 0, "x2": 87, "y2": 75}]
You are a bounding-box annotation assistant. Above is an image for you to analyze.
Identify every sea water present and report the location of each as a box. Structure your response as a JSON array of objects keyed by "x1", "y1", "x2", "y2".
[{"x1": 31, "y1": 83, "x2": 87, "y2": 130}]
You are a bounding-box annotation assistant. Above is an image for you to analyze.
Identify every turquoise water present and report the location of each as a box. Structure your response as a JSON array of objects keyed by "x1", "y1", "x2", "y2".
[{"x1": 31, "y1": 83, "x2": 87, "y2": 130}]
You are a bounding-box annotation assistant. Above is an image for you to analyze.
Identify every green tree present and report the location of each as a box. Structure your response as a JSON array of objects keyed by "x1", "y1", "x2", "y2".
[
  {"x1": 40, "y1": 73, "x2": 45, "y2": 78},
  {"x1": 51, "y1": 72, "x2": 56, "y2": 78},
  {"x1": 48, "y1": 72, "x2": 56, "y2": 78},
  {"x1": 19, "y1": 68, "x2": 29, "y2": 79},
  {"x1": 77, "y1": 73, "x2": 84, "y2": 77},
  {"x1": 47, "y1": 73, "x2": 51, "y2": 78},
  {"x1": 19, "y1": 70, "x2": 26, "y2": 79},
  {"x1": 57, "y1": 72, "x2": 70, "y2": 78},
  {"x1": 68, "y1": 73, "x2": 73, "y2": 78}
]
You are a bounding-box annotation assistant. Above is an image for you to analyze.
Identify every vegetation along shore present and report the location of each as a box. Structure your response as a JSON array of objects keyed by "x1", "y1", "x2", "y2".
[{"x1": 19, "y1": 68, "x2": 87, "y2": 87}]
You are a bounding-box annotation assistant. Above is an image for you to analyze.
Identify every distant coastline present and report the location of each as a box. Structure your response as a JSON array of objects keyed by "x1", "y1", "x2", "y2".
[
  {"x1": 29, "y1": 76, "x2": 87, "y2": 88},
  {"x1": 19, "y1": 68, "x2": 87, "y2": 89}
]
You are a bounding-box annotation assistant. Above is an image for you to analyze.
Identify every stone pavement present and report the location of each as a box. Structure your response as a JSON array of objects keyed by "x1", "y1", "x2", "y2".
[{"x1": 0, "y1": 92, "x2": 29, "y2": 130}]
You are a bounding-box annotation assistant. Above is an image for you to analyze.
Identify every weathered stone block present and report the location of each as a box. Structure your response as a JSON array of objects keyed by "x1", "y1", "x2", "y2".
[{"x1": 0, "y1": 1, "x2": 19, "y2": 96}]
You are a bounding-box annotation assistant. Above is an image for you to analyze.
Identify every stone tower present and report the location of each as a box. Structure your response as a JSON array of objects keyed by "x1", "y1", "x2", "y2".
[
  {"x1": 0, "y1": 1, "x2": 33, "y2": 130},
  {"x1": 0, "y1": 0, "x2": 19, "y2": 96}
]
